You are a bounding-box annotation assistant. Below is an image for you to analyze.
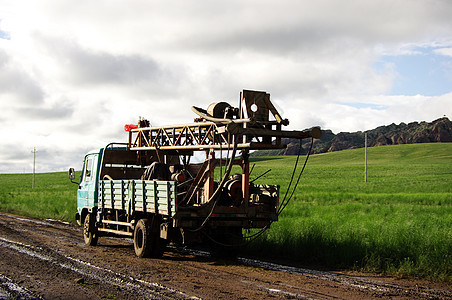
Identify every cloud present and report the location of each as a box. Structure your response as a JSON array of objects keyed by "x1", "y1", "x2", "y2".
[
  {"x1": 0, "y1": 143, "x2": 84, "y2": 174},
  {"x1": 435, "y1": 47, "x2": 452, "y2": 57},
  {"x1": 0, "y1": 30, "x2": 10, "y2": 40},
  {"x1": 0, "y1": 47, "x2": 45, "y2": 104},
  {"x1": 20, "y1": 101, "x2": 74, "y2": 120},
  {"x1": 312, "y1": 93, "x2": 452, "y2": 133},
  {"x1": 34, "y1": 36, "x2": 165, "y2": 87},
  {"x1": 157, "y1": 0, "x2": 452, "y2": 58},
  {"x1": 0, "y1": 0, "x2": 452, "y2": 173},
  {"x1": 0, "y1": 17, "x2": 11, "y2": 40}
]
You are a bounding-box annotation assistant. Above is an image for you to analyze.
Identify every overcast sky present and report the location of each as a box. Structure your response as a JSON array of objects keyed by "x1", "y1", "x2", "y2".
[{"x1": 1, "y1": 0, "x2": 452, "y2": 173}]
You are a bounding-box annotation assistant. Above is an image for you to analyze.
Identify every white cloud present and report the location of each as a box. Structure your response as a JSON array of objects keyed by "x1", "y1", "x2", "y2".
[
  {"x1": 0, "y1": 46, "x2": 45, "y2": 103},
  {"x1": 0, "y1": 0, "x2": 452, "y2": 173},
  {"x1": 435, "y1": 47, "x2": 452, "y2": 57}
]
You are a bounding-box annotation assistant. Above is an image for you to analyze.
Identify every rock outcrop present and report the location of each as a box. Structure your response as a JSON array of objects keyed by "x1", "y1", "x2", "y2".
[{"x1": 251, "y1": 117, "x2": 452, "y2": 156}]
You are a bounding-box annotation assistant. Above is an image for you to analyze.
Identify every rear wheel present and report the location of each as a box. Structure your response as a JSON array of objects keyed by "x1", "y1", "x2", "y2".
[
  {"x1": 134, "y1": 219, "x2": 151, "y2": 258},
  {"x1": 83, "y1": 213, "x2": 98, "y2": 246},
  {"x1": 134, "y1": 217, "x2": 166, "y2": 258}
]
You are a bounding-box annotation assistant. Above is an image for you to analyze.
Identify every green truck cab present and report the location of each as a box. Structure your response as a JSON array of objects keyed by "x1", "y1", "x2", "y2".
[{"x1": 75, "y1": 147, "x2": 103, "y2": 227}]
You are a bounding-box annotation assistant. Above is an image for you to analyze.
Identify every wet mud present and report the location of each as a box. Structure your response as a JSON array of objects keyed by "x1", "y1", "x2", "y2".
[{"x1": 0, "y1": 212, "x2": 450, "y2": 299}]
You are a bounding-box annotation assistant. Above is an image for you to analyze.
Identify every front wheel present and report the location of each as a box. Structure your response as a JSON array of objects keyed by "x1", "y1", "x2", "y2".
[{"x1": 83, "y1": 213, "x2": 98, "y2": 246}]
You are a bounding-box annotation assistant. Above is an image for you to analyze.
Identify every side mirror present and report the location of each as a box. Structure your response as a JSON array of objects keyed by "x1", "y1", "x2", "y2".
[
  {"x1": 68, "y1": 168, "x2": 75, "y2": 180},
  {"x1": 68, "y1": 168, "x2": 79, "y2": 185}
]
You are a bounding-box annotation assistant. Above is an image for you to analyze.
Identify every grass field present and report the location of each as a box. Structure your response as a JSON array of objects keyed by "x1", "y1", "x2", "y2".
[
  {"x1": 245, "y1": 143, "x2": 452, "y2": 281},
  {"x1": 0, "y1": 171, "x2": 79, "y2": 223},
  {"x1": 0, "y1": 143, "x2": 451, "y2": 281}
]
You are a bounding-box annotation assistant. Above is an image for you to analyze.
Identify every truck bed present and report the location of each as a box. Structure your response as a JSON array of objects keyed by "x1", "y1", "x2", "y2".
[{"x1": 99, "y1": 180, "x2": 177, "y2": 217}]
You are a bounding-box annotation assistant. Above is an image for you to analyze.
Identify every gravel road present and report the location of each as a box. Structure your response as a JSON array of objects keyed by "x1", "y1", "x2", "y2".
[{"x1": 0, "y1": 212, "x2": 450, "y2": 299}]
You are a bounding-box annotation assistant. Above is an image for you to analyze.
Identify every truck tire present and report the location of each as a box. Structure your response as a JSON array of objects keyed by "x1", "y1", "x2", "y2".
[
  {"x1": 134, "y1": 218, "x2": 166, "y2": 258},
  {"x1": 134, "y1": 219, "x2": 152, "y2": 258},
  {"x1": 83, "y1": 213, "x2": 98, "y2": 246}
]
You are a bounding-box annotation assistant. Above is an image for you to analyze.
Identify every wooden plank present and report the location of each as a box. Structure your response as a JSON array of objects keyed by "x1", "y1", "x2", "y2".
[
  {"x1": 133, "y1": 206, "x2": 171, "y2": 214},
  {"x1": 110, "y1": 180, "x2": 114, "y2": 209},
  {"x1": 100, "y1": 179, "x2": 176, "y2": 217},
  {"x1": 167, "y1": 181, "x2": 172, "y2": 217},
  {"x1": 100, "y1": 181, "x2": 105, "y2": 211},
  {"x1": 121, "y1": 180, "x2": 125, "y2": 210}
]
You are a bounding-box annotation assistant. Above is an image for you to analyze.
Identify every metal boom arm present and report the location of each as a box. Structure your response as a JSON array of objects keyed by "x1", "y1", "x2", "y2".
[
  {"x1": 128, "y1": 90, "x2": 322, "y2": 152},
  {"x1": 128, "y1": 121, "x2": 321, "y2": 152}
]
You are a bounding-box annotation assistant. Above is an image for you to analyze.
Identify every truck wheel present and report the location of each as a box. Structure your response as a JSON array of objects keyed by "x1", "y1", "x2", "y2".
[
  {"x1": 134, "y1": 219, "x2": 152, "y2": 258},
  {"x1": 134, "y1": 218, "x2": 166, "y2": 258},
  {"x1": 83, "y1": 213, "x2": 98, "y2": 246}
]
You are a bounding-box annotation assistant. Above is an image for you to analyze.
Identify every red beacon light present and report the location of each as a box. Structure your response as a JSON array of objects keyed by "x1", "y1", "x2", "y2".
[{"x1": 124, "y1": 124, "x2": 139, "y2": 132}]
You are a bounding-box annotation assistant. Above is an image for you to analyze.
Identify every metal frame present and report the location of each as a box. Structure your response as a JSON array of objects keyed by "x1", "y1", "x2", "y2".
[{"x1": 128, "y1": 121, "x2": 319, "y2": 152}]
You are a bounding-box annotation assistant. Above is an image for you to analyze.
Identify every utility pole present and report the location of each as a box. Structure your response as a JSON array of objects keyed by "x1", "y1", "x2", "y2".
[
  {"x1": 364, "y1": 133, "x2": 367, "y2": 183},
  {"x1": 32, "y1": 147, "x2": 36, "y2": 188}
]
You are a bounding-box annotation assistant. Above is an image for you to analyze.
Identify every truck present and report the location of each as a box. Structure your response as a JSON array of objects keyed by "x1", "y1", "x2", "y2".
[{"x1": 69, "y1": 90, "x2": 321, "y2": 258}]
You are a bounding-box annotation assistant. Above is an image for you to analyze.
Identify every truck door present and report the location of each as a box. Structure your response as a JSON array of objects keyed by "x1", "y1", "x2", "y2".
[{"x1": 77, "y1": 153, "x2": 99, "y2": 210}]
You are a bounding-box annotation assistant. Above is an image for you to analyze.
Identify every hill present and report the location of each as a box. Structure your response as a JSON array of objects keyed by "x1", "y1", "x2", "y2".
[{"x1": 252, "y1": 117, "x2": 452, "y2": 156}]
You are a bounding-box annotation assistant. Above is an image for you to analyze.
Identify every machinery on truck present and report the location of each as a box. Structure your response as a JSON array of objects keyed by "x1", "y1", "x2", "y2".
[{"x1": 69, "y1": 90, "x2": 321, "y2": 258}]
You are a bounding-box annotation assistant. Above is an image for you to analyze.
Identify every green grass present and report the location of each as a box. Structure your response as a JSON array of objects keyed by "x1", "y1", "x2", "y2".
[
  {"x1": 0, "y1": 171, "x2": 80, "y2": 223},
  {"x1": 0, "y1": 143, "x2": 451, "y2": 281},
  {"x1": 244, "y1": 143, "x2": 452, "y2": 282}
]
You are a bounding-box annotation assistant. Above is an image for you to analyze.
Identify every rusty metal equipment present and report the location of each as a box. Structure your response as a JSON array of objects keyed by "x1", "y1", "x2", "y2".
[
  {"x1": 128, "y1": 90, "x2": 320, "y2": 208},
  {"x1": 73, "y1": 89, "x2": 321, "y2": 258}
]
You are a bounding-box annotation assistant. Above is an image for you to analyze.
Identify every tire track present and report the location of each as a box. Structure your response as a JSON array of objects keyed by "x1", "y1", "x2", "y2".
[
  {"x1": 0, "y1": 237, "x2": 196, "y2": 300},
  {"x1": 0, "y1": 274, "x2": 42, "y2": 300},
  {"x1": 239, "y1": 257, "x2": 452, "y2": 299}
]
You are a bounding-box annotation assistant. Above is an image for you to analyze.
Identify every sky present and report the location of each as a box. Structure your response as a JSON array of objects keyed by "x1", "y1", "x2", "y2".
[{"x1": 0, "y1": 0, "x2": 452, "y2": 173}]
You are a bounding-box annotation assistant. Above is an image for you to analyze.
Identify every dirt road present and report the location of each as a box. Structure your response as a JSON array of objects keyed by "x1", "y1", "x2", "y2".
[{"x1": 0, "y1": 212, "x2": 450, "y2": 299}]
